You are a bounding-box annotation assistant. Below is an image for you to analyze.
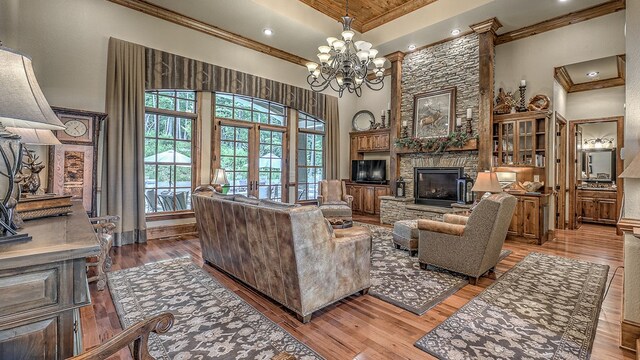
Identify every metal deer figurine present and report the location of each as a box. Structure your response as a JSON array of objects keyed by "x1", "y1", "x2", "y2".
[{"x1": 16, "y1": 148, "x2": 45, "y2": 195}]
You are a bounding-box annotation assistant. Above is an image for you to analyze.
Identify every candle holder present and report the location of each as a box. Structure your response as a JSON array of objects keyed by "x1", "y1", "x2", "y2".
[
  {"x1": 401, "y1": 125, "x2": 409, "y2": 138},
  {"x1": 466, "y1": 118, "x2": 473, "y2": 135},
  {"x1": 517, "y1": 85, "x2": 527, "y2": 112},
  {"x1": 456, "y1": 125, "x2": 463, "y2": 133},
  {"x1": 381, "y1": 113, "x2": 386, "y2": 128}
]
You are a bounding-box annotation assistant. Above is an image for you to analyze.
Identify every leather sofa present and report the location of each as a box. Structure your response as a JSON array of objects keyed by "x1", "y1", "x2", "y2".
[{"x1": 192, "y1": 193, "x2": 372, "y2": 323}]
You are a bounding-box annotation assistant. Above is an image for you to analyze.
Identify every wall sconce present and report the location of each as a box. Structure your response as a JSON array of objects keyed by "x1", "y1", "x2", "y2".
[{"x1": 583, "y1": 137, "x2": 614, "y2": 149}]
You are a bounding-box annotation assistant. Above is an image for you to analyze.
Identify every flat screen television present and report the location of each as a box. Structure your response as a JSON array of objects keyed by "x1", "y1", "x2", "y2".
[{"x1": 351, "y1": 160, "x2": 387, "y2": 184}]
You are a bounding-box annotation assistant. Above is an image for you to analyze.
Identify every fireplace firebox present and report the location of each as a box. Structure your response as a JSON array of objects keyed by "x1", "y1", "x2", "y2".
[{"x1": 414, "y1": 167, "x2": 464, "y2": 207}]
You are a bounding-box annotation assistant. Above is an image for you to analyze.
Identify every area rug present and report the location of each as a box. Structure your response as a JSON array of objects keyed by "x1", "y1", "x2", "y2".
[
  {"x1": 107, "y1": 257, "x2": 323, "y2": 360},
  {"x1": 414, "y1": 252, "x2": 609, "y2": 360},
  {"x1": 358, "y1": 223, "x2": 511, "y2": 315}
]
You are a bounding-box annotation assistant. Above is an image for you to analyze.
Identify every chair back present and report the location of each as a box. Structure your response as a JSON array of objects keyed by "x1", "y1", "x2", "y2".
[
  {"x1": 465, "y1": 192, "x2": 517, "y2": 272},
  {"x1": 319, "y1": 179, "x2": 346, "y2": 203}
]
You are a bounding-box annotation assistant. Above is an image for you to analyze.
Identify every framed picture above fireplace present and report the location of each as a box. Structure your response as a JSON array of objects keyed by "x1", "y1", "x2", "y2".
[{"x1": 413, "y1": 87, "x2": 456, "y2": 138}]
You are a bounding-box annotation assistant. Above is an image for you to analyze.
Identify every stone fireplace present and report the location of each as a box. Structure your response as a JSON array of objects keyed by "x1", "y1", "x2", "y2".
[{"x1": 414, "y1": 167, "x2": 464, "y2": 206}]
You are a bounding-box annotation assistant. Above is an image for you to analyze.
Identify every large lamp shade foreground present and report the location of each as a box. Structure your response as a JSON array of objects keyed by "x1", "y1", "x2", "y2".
[
  {"x1": 619, "y1": 152, "x2": 640, "y2": 179},
  {"x1": 4, "y1": 127, "x2": 60, "y2": 145},
  {"x1": 0, "y1": 46, "x2": 65, "y2": 130}
]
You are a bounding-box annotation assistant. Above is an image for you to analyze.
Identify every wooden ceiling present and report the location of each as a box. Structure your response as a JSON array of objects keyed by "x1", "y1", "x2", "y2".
[{"x1": 297, "y1": 0, "x2": 439, "y2": 33}]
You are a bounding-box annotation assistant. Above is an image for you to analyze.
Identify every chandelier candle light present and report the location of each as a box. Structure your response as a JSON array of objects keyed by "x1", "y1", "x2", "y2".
[{"x1": 305, "y1": 0, "x2": 388, "y2": 97}]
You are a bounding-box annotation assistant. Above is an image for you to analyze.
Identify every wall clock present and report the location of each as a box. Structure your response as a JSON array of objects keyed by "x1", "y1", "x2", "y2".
[
  {"x1": 55, "y1": 113, "x2": 93, "y2": 144},
  {"x1": 48, "y1": 107, "x2": 107, "y2": 216}
]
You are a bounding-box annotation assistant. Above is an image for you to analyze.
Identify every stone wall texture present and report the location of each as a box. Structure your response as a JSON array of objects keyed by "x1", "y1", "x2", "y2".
[
  {"x1": 380, "y1": 197, "x2": 451, "y2": 224},
  {"x1": 399, "y1": 152, "x2": 479, "y2": 198},
  {"x1": 397, "y1": 33, "x2": 481, "y2": 201},
  {"x1": 401, "y1": 33, "x2": 480, "y2": 137}
]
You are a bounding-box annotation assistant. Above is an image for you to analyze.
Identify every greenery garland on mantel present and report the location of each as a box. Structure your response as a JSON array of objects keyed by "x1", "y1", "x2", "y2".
[{"x1": 394, "y1": 132, "x2": 478, "y2": 153}]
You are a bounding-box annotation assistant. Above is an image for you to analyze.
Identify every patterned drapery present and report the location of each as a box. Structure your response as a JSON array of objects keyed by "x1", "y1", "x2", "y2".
[{"x1": 144, "y1": 47, "x2": 331, "y2": 120}]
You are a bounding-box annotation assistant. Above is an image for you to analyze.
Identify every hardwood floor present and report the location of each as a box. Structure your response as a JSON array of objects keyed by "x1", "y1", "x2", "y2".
[{"x1": 81, "y1": 220, "x2": 635, "y2": 359}]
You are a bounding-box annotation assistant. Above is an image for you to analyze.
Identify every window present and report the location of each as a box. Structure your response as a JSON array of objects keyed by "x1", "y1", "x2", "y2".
[
  {"x1": 296, "y1": 112, "x2": 325, "y2": 202},
  {"x1": 144, "y1": 90, "x2": 196, "y2": 213},
  {"x1": 214, "y1": 93, "x2": 288, "y2": 201},
  {"x1": 215, "y1": 93, "x2": 286, "y2": 126}
]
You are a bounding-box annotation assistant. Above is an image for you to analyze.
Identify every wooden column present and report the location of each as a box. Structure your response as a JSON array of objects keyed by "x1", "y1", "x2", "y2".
[
  {"x1": 471, "y1": 18, "x2": 502, "y2": 171},
  {"x1": 387, "y1": 51, "x2": 405, "y2": 195}
]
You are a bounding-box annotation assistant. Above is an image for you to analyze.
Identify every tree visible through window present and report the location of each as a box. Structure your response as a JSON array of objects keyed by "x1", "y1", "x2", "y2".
[
  {"x1": 297, "y1": 112, "x2": 325, "y2": 201},
  {"x1": 144, "y1": 90, "x2": 196, "y2": 213}
]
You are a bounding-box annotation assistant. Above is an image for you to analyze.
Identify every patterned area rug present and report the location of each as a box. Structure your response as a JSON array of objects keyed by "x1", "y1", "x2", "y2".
[
  {"x1": 358, "y1": 223, "x2": 511, "y2": 315},
  {"x1": 415, "y1": 252, "x2": 609, "y2": 360},
  {"x1": 107, "y1": 257, "x2": 323, "y2": 360}
]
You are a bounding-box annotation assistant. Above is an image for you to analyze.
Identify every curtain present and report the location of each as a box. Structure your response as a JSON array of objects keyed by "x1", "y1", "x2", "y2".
[
  {"x1": 101, "y1": 37, "x2": 147, "y2": 246},
  {"x1": 324, "y1": 96, "x2": 340, "y2": 179},
  {"x1": 144, "y1": 46, "x2": 329, "y2": 120}
]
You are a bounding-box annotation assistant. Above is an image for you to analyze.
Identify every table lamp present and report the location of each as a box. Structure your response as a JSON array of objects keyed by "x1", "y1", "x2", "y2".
[
  {"x1": 0, "y1": 43, "x2": 66, "y2": 243},
  {"x1": 471, "y1": 171, "x2": 503, "y2": 202},
  {"x1": 211, "y1": 168, "x2": 229, "y2": 193}
]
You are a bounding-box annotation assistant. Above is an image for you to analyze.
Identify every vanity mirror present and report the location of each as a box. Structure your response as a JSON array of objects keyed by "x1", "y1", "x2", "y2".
[{"x1": 580, "y1": 149, "x2": 616, "y2": 183}]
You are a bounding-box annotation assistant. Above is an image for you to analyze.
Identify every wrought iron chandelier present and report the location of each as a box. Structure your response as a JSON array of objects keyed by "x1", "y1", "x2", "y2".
[{"x1": 305, "y1": 0, "x2": 388, "y2": 97}]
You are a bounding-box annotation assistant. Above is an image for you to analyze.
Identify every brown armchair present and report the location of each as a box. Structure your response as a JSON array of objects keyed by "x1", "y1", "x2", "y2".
[
  {"x1": 318, "y1": 179, "x2": 353, "y2": 221},
  {"x1": 417, "y1": 193, "x2": 517, "y2": 284}
]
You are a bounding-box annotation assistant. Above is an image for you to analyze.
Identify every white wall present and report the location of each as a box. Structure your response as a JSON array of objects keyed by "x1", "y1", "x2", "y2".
[
  {"x1": 0, "y1": 0, "x2": 360, "y2": 199},
  {"x1": 495, "y1": 12, "x2": 626, "y2": 99},
  {"x1": 566, "y1": 87, "x2": 626, "y2": 120},
  {"x1": 623, "y1": 0, "x2": 640, "y2": 323}
]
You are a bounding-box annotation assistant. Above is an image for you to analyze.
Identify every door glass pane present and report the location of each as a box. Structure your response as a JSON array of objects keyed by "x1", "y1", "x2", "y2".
[
  {"x1": 220, "y1": 125, "x2": 250, "y2": 196},
  {"x1": 258, "y1": 129, "x2": 285, "y2": 201}
]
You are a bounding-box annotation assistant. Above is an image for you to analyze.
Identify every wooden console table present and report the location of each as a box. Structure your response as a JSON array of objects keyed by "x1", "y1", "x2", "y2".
[{"x1": 0, "y1": 202, "x2": 100, "y2": 359}]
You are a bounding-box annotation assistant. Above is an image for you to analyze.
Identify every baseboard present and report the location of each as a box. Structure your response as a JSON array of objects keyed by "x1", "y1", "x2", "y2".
[
  {"x1": 621, "y1": 319, "x2": 640, "y2": 353},
  {"x1": 147, "y1": 222, "x2": 198, "y2": 241}
]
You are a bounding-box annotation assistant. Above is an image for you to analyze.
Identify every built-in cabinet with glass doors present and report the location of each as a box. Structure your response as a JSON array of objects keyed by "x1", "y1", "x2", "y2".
[{"x1": 492, "y1": 110, "x2": 548, "y2": 168}]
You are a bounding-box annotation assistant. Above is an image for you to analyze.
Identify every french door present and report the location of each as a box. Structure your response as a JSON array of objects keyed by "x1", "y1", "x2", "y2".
[{"x1": 215, "y1": 120, "x2": 287, "y2": 202}]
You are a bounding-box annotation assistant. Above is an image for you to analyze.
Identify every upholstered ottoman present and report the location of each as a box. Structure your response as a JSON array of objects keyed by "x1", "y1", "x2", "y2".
[
  {"x1": 392, "y1": 220, "x2": 419, "y2": 256},
  {"x1": 319, "y1": 204, "x2": 353, "y2": 221}
]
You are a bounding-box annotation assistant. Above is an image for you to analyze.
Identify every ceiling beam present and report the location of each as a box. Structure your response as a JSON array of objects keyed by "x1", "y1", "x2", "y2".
[
  {"x1": 568, "y1": 77, "x2": 625, "y2": 93},
  {"x1": 554, "y1": 66, "x2": 573, "y2": 93},
  {"x1": 496, "y1": 0, "x2": 626, "y2": 45},
  {"x1": 108, "y1": 0, "x2": 311, "y2": 67},
  {"x1": 361, "y1": 0, "x2": 439, "y2": 33}
]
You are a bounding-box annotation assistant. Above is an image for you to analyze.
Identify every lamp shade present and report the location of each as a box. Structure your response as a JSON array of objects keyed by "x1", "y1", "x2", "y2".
[
  {"x1": 211, "y1": 168, "x2": 229, "y2": 185},
  {"x1": 4, "y1": 127, "x2": 60, "y2": 145},
  {"x1": 620, "y1": 152, "x2": 640, "y2": 179},
  {"x1": 471, "y1": 171, "x2": 502, "y2": 193},
  {"x1": 0, "y1": 46, "x2": 66, "y2": 130}
]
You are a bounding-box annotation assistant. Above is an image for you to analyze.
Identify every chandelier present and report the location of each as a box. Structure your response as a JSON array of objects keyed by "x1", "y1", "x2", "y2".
[{"x1": 305, "y1": 0, "x2": 388, "y2": 97}]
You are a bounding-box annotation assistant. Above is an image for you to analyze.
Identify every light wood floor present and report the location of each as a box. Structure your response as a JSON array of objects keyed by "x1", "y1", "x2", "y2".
[{"x1": 81, "y1": 219, "x2": 635, "y2": 359}]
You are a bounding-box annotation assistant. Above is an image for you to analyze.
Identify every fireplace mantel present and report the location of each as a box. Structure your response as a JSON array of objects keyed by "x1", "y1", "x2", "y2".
[{"x1": 395, "y1": 138, "x2": 478, "y2": 155}]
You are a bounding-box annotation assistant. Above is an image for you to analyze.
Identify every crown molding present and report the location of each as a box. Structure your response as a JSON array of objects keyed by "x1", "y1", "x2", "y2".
[
  {"x1": 108, "y1": 0, "x2": 311, "y2": 67},
  {"x1": 496, "y1": 0, "x2": 625, "y2": 45}
]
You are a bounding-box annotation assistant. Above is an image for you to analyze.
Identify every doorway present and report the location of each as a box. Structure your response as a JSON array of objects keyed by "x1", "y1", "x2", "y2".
[
  {"x1": 214, "y1": 120, "x2": 288, "y2": 202},
  {"x1": 555, "y1": 112, "x2": 567, "y2": 229},
  {"x1": 568, "y1": 117, "x2": 623, "y2": 229}
]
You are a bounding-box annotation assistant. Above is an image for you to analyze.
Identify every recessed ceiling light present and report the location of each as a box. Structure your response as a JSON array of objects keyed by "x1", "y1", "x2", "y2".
[
  {"x1": 587, "y1": 71, "x2": 599, "y2": 77},
  {"x1": 408, "y1": 44, "x2": 417, "y2": 51},
  {"x1": 451, "y1": 29, "x2": 461, "y2": 36},
  {"x1": 263, "y1": 28, "x2": 273, "y2": 36}
]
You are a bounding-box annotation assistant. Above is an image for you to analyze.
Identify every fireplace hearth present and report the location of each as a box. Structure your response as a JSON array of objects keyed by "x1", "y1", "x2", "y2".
[{"x1": 414, "y1": 167, "x2": 464, "y2": 207}]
